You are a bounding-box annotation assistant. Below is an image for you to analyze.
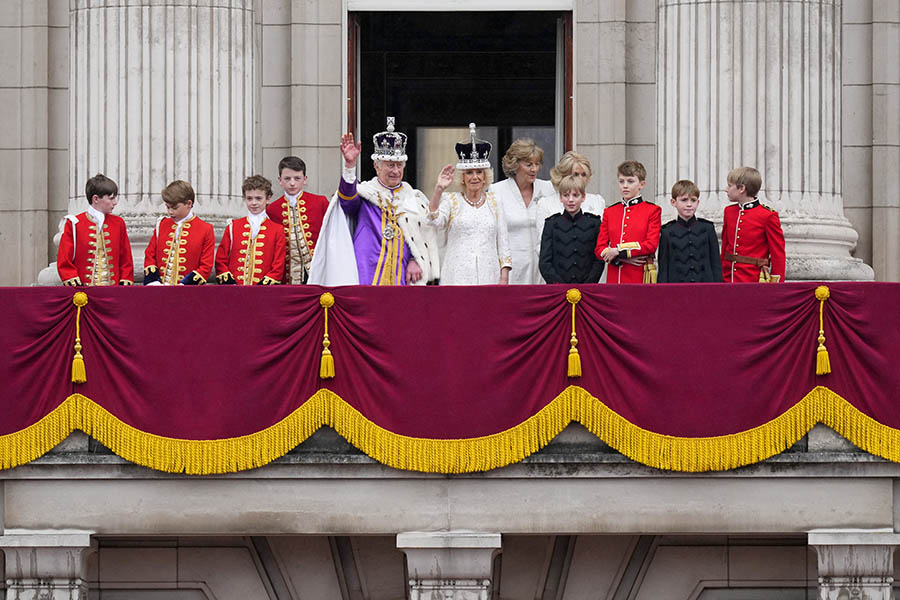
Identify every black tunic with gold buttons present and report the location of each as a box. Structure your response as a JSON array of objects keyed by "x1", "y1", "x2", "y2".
[
  {"x1": 539, "y1": 210, "x2": 605, "y2": 284},
  {"x1": 657, "y1": 216, "x2": 722, "y2": 283}
]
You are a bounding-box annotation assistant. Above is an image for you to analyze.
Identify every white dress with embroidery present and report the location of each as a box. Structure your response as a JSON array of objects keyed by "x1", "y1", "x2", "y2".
[{"x1": 426, "y1": 190, "x2": 512, "y2": 285}]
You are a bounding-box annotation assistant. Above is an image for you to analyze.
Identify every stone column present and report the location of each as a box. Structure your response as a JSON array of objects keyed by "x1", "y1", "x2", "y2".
[
  {"x1": 39, "y1": 0, "x2": 256, "y2": 283},
  {"x1": 397, "y1": 531, "x2": 501, "y2": 600},
  {"x1": 809, "y1": 529, "x2": 899, "y2": 600},
  {"x1": 870, "y1": 3, "x2": 900, "y2": 281},
  {"x1": 0, "y1": 529, "x2": 96, "y2": 600},
  {"x1": 656, "y1": 0, "x2": 873, "y2": 281}
]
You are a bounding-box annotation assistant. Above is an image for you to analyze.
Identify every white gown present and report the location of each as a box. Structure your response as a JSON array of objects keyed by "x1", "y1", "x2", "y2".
[
  {"x1": 493, "y1": 177, "x2": 556, "y2": 284},
  {"x1": 426, "y1": 190, "x2": 511, "y2": 285}
]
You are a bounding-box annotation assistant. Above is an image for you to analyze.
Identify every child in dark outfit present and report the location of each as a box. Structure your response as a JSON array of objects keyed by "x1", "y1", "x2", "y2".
[
  {"x1": 539, "y1": 175, "x2": 605, "y2": 284},
  {"x1": 657, "y1": 179, "x2": 722, "y2": 283}
]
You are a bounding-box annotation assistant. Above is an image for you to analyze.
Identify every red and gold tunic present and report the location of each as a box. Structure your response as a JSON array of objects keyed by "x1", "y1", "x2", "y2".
[
  {"x1": 144, "y1": 215, "x2": 215, "y2": 285},
  {"x1": 214, "y1": 216, "x2": 286, "y2": 285},
  {"x1": 266, "y1": 192, "x2": 329, "y2": 284},
  {"x1": 595, "y1": 198, "x2": 661, "y2": 284},
  {"x1": 720, "y1": 200, "x2": 786, "y2": 283},
  {"x1": 57, "y1": 212, "x2": 134, "y2": 286}
]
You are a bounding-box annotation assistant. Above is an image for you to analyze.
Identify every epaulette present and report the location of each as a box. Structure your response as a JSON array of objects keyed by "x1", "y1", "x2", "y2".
[
  {"x1": 697, "y1": 217, "x2": 715, "y2": 224},
  {"x1": 761, "y1": 204, "x2": 775, "y2": 212},
  {"x1": 661, "y1": 219, "x2": 677, "y2": 229}
]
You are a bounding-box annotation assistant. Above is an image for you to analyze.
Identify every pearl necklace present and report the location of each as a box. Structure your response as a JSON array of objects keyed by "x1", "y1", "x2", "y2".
[{"x1": 464, "y1": 192, "x2": 485, "y2": 208}]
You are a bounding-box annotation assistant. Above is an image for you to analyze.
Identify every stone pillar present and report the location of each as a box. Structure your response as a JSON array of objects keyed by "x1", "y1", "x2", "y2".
[
  {"x1": 397, "y1": 531, "x2": 501, "y2": 600},
  {"x1": 809, "y1": 529, "x2": 899, "y2": 600},
  {"x1": 39, "y1": 0, "x2": 256, "y2": 283},
  {"x1": 656, "y1": 0, "x2": 873, "y2": 281},
  {"x1": 870, "y1": 3, "x2": 900, "y2": 281},
  {"x1": 0, "y1": 529, "x2": 96, "y2": 600}
]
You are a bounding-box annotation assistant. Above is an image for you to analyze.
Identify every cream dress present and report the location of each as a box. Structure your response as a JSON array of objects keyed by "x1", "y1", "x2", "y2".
[
  {"x1": 426, "y1": 190, "x2": 511, "y2": 285},
  {"x1": 493, "y1": 177, "x2": 556, "y2": 284}
]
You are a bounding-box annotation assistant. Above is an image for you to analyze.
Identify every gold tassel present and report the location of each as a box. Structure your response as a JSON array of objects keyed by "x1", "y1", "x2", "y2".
[
  {"x1": 815, "y1": 285, "x2": 831, "y2": 375},
  {"x1": 566, "y1": 288, "x2": 582, "y2": 377},
  {"x1": 643, "y1": 261, "x2": 657, "y2": 284},
  {"x1": 319, "y1": 292, "x2": 335, "y2": 379},
  {"x1": 71, "y1": 291, "x2": 88, "y2": 383}
]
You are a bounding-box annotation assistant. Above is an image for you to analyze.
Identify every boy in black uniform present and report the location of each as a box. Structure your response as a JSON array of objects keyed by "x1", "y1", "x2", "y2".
[
  {"x1": 539, "y1": 175, "x2": 605, "y2": 284},
  {"x1": 657, "y1": 179, "x2": 722, "y2": 283}
]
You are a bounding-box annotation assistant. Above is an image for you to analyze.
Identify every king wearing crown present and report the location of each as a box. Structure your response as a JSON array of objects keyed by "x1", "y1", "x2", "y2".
[{"x1": 309, "y1": 118, "x2": 439, "y2": 285}]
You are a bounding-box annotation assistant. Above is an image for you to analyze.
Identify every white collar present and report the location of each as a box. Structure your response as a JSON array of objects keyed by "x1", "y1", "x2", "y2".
[
  {"x1": 174, "y1": 211, "x2": 194, "y2": 225},
  {"x1": 86, "y1": 204, "x2": 106, "y2": 227},
  {"x1": 247, "y1": 211, "x2": 266, "y2": 237},
  {"x1": 286, "y1": 192, "x2": 302, "y2": 208}
]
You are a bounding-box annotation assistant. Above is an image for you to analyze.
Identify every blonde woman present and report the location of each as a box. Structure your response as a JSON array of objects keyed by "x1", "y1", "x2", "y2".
[
  {"x1": 547, "y1": 151, "x2": 606, "y2": 215},
  {"x1": 537, "y1": 150, "x2": 607, "y2": 242},
  {"x1": 493, "y1": 138, "x2": 555, "y2": 284}
]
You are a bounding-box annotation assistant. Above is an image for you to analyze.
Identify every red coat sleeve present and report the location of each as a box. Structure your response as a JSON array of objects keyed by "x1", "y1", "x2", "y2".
[
  {"x1": 720, "y1": 207, "x2": 733, "y2": 279},
  {"x1": 767, "y1": 210, "x2": 786, "y2": 281},
  {"x1": 265, "y1": 225, "x2": 287, "y2": 283},
  {"x1": 56, "y1": 219, "x2": 79, "y2": 283},
  {"x1": 196, "y1": 224, "x2": 216, "y2": 280},
  {"x1": 595, "y1": 207, "x2": 611, "y2": 259},
  {"x1": 215, "y1": 222, "x2": 233, "y2": 277},
  {"x1": 144, "y1": 227, "x2": 159, "y2": 272},
  {"x1": 636, "y1": 204, "x2": 661, "y2": 256},
  {"x1": 119, "y1": 223, "x2": 134, "y2": 283}
]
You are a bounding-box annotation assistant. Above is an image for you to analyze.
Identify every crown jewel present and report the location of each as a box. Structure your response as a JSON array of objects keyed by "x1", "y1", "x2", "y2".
[
  {"x1": 455, "y1": 123, "x2": 492, "y2": 171},
  {"x1": 371, "y1": 116, "x2": 408, "y2": 162}
]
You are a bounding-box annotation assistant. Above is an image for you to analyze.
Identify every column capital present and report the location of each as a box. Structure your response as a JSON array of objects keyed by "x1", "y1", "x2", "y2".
[
  {"x1": 0, "y1": 528, "x2": 95, "y2": 549},
  {"x1": 809, "y1": 529, "x2": 898, "y2": 600},
  {"x1": 0, "y1": 529, "x2": 96, "y2": 600},
  {"x1": 397, "y1": 531, "x2": 501, "y2": 600}
]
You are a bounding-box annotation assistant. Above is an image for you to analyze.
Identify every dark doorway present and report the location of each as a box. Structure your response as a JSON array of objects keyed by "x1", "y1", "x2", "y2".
[{"x1": 352, "y1": 11, "x2": 565, "y2": 189}]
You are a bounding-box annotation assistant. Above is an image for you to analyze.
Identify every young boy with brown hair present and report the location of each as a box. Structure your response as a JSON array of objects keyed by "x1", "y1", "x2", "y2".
[
  {"x1": 595, "y1": 160, "x2": 661, "y2": 284},
  {"x1": 657, "y1": 179, "x2": 722, "y2": 283},
  {"x1": 143, "y1": 180, "x2": 215, "y2": 285},
  {"x1": 57, "y1": 173, "x2": 134, "y2": 286},
  {"x1": 266, "y1": 156, "x2": 329, "y2": 284},
  {"x1": 215, "y1": 175, "x2": 286, "y2": 285},
  {"x1": 539, "y1": 174, "x2": 604, "y2": 284},
  {"x1": 720, "y1": 166, "x2": 786, "y2": 282}
]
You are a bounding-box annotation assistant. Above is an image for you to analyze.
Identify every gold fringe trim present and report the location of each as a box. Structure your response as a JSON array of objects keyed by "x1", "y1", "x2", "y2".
[{"x1": 1, "y1": 387, "x2": 899, "y2": 474}]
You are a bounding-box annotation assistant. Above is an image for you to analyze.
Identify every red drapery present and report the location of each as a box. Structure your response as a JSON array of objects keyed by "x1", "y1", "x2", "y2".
[{"x1": 2, "y1": 283, "x2": 898, "y2": 473}]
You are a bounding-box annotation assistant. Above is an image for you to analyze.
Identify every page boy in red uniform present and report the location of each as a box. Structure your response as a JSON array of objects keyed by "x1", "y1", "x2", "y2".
[
  {"x1": 720, "y1": 166, "x2": 786, "y2": 283},
  {"x1": 57, "y1": 173, "x2": 134, "y2": 286},
  {"x1": 143, "y1": 180, "x2": 215, "y2": 285},
  {"x1": 215, "y1": 175, "x2": 286, "y2": 285},
  {"x1": 595, "y1": 160, "x2": 661, "y2": 284},
  {"x1": 266, "y1": 156, "x2": 329, "y2": 284}
]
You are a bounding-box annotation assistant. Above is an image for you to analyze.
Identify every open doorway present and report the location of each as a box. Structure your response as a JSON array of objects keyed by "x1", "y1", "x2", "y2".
[{"x1": 349, "y1": 11, "x2": 571, "y2": 190}]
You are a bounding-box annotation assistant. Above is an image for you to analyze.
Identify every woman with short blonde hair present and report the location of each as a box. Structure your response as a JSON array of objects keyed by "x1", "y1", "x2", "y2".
[
  {"x1": 493, "y1": 138, "x2": 556, "y2": 284},
  {"x1": 543, "y1": 150, "x2": 606, "y2": 219}
]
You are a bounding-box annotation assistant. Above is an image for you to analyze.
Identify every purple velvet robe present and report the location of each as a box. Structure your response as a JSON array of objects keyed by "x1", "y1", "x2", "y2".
[{"x1": 339, "y1": 177, "x2": 412, "y2": 285}]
